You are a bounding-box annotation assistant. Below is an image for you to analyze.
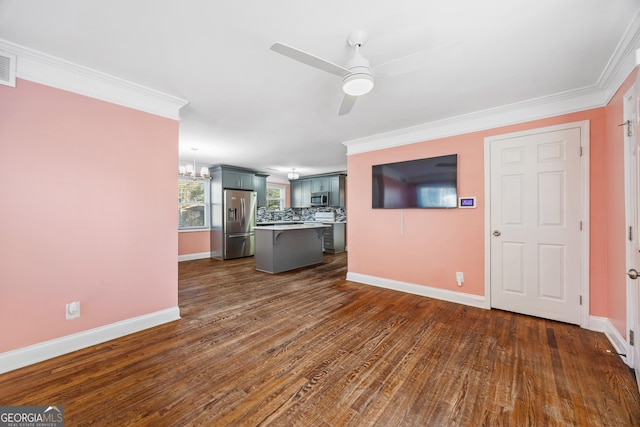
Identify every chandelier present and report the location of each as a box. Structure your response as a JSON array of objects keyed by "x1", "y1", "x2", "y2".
[{"x1": 179, "y1": 148, "x2": 210, "y2": 180}]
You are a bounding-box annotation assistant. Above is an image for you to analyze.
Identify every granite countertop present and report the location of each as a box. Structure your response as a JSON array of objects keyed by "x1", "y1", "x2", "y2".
[
  {"x1": 256, "y1": 220, "x2": 346, "y2": 225},
  {"x1": 254, "y1": 223, "x2": 331, "y2": 231},
  {"x1": 255, "y1": 221, "x2": 302, "y2": 225}
]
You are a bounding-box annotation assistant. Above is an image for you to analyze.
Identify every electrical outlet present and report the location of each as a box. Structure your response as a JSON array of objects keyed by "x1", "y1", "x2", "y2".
[
  {"x1": 66, "y1": 301, "x2": 81, "y2": 320},
  {"x1": 456, "y1": 272, "x2": 464, "y2": 286}
]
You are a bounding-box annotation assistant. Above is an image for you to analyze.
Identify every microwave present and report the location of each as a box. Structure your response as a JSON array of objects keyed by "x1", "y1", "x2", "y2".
[{"x1": 310, "y1": 192, "x2": 329, "y2": 206}]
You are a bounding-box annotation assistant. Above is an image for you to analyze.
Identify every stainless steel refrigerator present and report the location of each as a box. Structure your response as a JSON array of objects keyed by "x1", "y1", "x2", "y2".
[{"x1": 219, "y1": 189, "x2": 256, "y2": 259}]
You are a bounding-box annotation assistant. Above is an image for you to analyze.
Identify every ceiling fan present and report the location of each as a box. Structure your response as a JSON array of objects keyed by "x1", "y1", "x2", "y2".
[{"x1": 271, "y1": 30, "x2": 388, "y2": 116}]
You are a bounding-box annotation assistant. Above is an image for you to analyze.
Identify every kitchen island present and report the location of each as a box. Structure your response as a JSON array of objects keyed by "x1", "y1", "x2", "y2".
[{"x1": 255, "y1": 223, "x2": 330, "y2": 273}]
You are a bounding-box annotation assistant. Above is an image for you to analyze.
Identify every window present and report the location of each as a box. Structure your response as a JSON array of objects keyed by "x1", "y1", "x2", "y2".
[
  {"x1": 266, "y1": 184, "x2": 286, "y2": 210},
  {"x1": 178, "y1": 179, "x2": 209, "y2": 229}
]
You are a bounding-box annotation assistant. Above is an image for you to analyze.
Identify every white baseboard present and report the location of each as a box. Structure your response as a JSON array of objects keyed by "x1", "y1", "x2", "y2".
[
  {"x1": 585, "y1": 315, "x2": 608, "y2": 333},
  {"x1": 346, "y1": 272, "x2": 486, "y2": 309},
  {"x1": 588, "y1": 315, "x2": 629, "y2": 364},
  {"x1": 0, "y1": 306, "x2": 181, "y2": 374},
  {"x1": 346, "y1": 272, "x2": 630, "y2": 364},
  {"x1": 178, "y1": 252, "x2": 211, "y2": 262}
]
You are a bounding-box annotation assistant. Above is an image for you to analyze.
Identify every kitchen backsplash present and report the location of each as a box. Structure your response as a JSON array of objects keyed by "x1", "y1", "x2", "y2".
[{"x1": 257, "y1": 207, "x2": 346, "y2": 223}]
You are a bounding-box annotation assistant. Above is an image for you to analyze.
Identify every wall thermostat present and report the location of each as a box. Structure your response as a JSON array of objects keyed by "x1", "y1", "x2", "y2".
[{"x1": 459, "y1": 197, "x2": 477, "y2": 208}]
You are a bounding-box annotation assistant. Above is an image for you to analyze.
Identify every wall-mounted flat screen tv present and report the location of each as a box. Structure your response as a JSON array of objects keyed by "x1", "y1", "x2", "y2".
[{"x1": 372, "y1": 154, "x2": 458, "y2": 209}]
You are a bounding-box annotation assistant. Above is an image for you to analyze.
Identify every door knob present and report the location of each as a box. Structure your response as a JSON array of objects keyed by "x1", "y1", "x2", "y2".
[
  {"x1": 493, "y1": 230, "x2": 501, "y2": 236},
  {"x1": 628, "y1": 268, "x2": 639, "y2": 280}
]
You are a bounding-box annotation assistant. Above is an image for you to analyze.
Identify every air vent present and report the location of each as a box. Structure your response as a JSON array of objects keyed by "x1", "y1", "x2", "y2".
[{"x1": 0, "y1": 51, "x2": 16, "y2": 88}]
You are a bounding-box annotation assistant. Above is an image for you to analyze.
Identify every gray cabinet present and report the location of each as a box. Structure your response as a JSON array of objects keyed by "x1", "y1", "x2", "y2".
[
  {"x1": 290, "y1": 180, "x2": 302, "y2": 208},
  {"x1": 222, "y1": 169, "x2": 254, "y2": 190},
  {"x1": 322, "y1": 223, "x2": 345, "y2": 253},
  {"x1": 301, "y1": 180, "x2": 311, "y2": 207},
  {"x1": 329, "y1": 175, "x2": 345, "y2": 207},
  {"x1": 311, "y1": 177, "x2": 329, "y2": 192},
  {"x1": 290, "y1": 173, "x2": 346, "y2": 208},
  {"x1": 254, "y1": 174, "x2": 268, "y2": 207},
  {"x1": 291, "y1": 179, "x2": 312, "y2": 208}
]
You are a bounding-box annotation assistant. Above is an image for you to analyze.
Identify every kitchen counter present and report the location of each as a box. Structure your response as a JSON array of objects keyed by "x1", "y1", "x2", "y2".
[
  {"x1": 257, "y1": 223, "x2": 339, "y2": 230},
  {"x1": 255, "y1": 223, "x2": 330, "y2": 273},
  {"x1": 256, "y1": 220, "x2": 346, "y2": 226}
]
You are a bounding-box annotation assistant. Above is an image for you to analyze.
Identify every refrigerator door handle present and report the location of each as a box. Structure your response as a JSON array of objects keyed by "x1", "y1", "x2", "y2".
[{"x1": 241, "y1": 198, "x2": 245, "y2": 228}]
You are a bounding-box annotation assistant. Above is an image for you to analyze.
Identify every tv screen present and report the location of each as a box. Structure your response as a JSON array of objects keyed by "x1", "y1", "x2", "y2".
[{"x1": 372, "y1": 154, "x2": 458, "y2": 209}]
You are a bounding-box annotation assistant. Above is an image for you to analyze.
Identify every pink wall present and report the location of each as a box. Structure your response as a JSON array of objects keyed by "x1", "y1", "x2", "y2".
[
  {"x1": 0, "y1": 79, "x2": 179, "y2": 352},
  {"x1": 178, "y1": 231, "x2": 210, "y2": 256},
  {"x1": 348, "y1": 108, "x2": 613, "y2": 316}
]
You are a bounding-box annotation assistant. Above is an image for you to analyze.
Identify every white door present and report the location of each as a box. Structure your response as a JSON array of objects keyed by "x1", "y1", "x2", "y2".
[
  {"x1": 489, "y1": 125, "x2": 584, "y2": 324},
  {"x1": 625, "y1": 82, "x2": 640, "y2": 390}
]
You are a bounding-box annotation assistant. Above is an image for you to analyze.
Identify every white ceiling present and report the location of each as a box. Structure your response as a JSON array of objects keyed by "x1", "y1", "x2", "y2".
[{"x1": 1, "y1": 0, "x2": 639, "y2": 181}]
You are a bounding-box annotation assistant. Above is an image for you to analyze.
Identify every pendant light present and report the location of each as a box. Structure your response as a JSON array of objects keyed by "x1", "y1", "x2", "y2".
[{"x1": 287, "y1": 168, "x2": 299, "y2": 179}]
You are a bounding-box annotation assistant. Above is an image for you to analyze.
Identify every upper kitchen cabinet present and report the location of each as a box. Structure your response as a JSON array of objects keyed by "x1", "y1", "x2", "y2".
[
  {"x1": 220, "y1": 168, "x2": 255, "y2": 190},
  {"x1": 290, "y1": 179, "x2": 312, "y2": 208},
  {"x1": 209, "y1": 166, "x2": 269, "y2": 199},
  {"x1": 329, "y1": 175, "x2": 346, "y2": 207},
  {"x1": 311, "y1": 177, "x2": 329, "y2": 193},
  {"x1": 254, "y1": 174, "x2": 268, "y2": 207},
  {"x1": 290, "y1": 173, "x2": 346, "y2": 207}
]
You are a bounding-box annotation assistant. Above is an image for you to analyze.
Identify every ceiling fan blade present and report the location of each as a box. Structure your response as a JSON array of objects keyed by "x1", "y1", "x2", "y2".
[
  {"x1": 338, "y1": 94, "x2": 357, "y2": 116},
  {"x1": 271, "y1": 42, "x2": 349, "y2": 77}
]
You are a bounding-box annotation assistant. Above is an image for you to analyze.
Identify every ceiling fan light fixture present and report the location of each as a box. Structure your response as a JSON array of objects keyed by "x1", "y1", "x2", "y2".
[{"x1": 342, "y1": 73, "x2": 374, "y2": 96}]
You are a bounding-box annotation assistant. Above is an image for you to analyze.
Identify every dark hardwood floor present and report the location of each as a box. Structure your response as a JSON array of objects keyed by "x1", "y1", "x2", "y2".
[{"x1": 1, "y1": 253, "x2": 639, "y2": 426}]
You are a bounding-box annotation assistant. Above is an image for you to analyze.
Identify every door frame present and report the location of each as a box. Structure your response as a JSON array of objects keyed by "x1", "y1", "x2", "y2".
[
  {"x1": 483, "y1": 120, "x2": 591, "y2": 328},
  {"x1": 624, "y1": 86, "x2": 638, "y2": 370}
]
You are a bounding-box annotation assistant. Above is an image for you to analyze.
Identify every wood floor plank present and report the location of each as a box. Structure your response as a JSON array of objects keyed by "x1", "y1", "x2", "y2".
[{"x1": 1, "y1": 252, "x2": 639, "y2": 426}]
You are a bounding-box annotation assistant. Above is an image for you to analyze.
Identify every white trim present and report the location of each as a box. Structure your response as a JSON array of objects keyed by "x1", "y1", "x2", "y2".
[
  {"x1": 624, "y1": 86, "x2": 637, "y2": 369},
  {"x1": 598, "y1": 9, "x2": 640, "y2": 102},
  {"x1": 0, "y1": 306, "x2": 181, "y2": 374},
  {"x1": 483, "y1": 120, "x2": 590, "y2": 328},
  {"x1": 178, "y1": 228, "x2": 209, "y2": 233},
  {"x1": 588, "y1": 315, "x2": 629, "y2": 364},
  {"x1": 344, "y1": 88, "x2": 604, "y2": 155},
  {"x1": 343, "y1": 11, "x2": 640, "y2": 156},
  {"x1": 586, "y1": 315, "x2": 608, "y2": 333},
  {"x1": 0, "y1": 39, "x2": 187, "y2": 120},
  {"x1": 484, "y1": 140, "x2": 492, "y2": 310},
  {"x1": 346, "y1": 272, "x2": 486, "y2": 309},
  {"x1": 178, "y1": 252, "x2": 212, "y2": 262}
]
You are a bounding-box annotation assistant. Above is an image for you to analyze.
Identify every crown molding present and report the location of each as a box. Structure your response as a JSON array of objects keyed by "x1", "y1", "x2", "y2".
[
  {"x1": 343, "y1": 9, "x2": 640, "y2": 156},
  {"x1": 598, "y1": 8, "x2": 640, "y2": 102},
  {"x1": 343, "y1": 87, "x2": 607, "y2": 155},
  {"x1": 0, "y1": 39, "x2": 188, "y2": 120}
]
